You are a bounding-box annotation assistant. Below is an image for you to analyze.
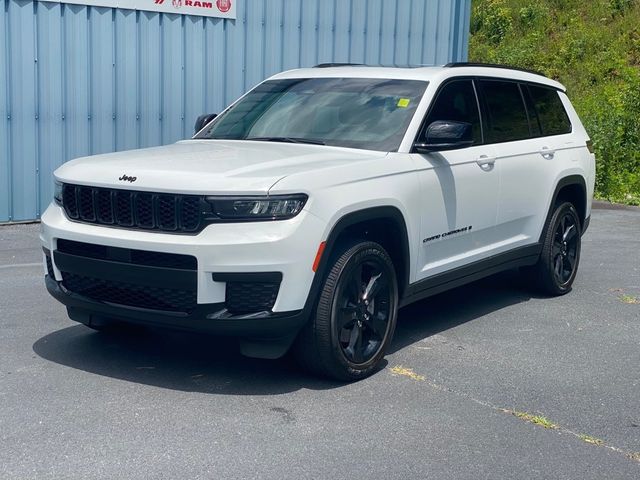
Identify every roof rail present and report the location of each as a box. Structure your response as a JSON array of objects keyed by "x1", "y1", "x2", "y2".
[
  {"x1": 313, "y1": 63, "x2": 362, "y2": 68},
  {"x1": 444, "y1": 62, "x2": 546, "y2": 77},
  {"x1": 313, "y1": 62, "x2": 437, "y2": 69}
]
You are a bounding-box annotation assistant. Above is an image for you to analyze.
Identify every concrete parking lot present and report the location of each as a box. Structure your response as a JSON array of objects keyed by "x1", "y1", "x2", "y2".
[{"x1": 1, "y1": 205, "x2": 639, "y2": 479}]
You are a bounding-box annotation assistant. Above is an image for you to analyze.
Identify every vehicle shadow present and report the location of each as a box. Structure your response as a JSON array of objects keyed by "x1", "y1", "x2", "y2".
[
  {"x1": 390, "y1": 269, "x2": 539, "y2": 354},
  {"x1": 32, "y1": 323, "x2": 342, "y2": 395},
  {"x1": 33, "y1": 270, "x2": 539, "y2": 395}
]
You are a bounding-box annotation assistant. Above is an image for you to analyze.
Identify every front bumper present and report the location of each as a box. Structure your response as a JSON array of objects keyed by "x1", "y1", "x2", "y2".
[
  {"x1": 45, "y1": 275, "x2": 307, "y2": 338},
  {"x1": 41, "y1": 203, "x2": 325, "y2": 336}
]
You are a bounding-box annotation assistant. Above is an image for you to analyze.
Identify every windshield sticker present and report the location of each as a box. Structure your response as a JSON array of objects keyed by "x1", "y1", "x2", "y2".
[{"x1": 397, "y1": 98, "x2": 411, "y2": 108}]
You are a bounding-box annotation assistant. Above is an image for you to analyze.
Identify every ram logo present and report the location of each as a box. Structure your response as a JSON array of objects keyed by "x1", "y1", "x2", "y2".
[{"x1": 216, "y1": 0, "x2": 231, "y2": 12}]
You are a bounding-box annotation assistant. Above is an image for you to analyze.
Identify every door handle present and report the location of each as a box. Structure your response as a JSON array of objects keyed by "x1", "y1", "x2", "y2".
[
  {"x1": 476, "y1": 155, "x2": 496, "y2": 170},
  {"x1": 539, "y1": 146, "x2": 555, "y2": 159}
]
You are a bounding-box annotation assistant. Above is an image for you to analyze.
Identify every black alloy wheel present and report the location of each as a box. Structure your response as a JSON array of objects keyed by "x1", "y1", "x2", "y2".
[
  {"x1": 294, "y1": 241, "x2": 399, "y2": 381},
  {"x1": 551, "y1": 210, "x2": 579, "y2": 287},
  {"x1": 335, "y1": 257, "x2": 393, "y2": 364},
  {"x1": 525, "y1": 201, "x2": 582, "y2": 295}
]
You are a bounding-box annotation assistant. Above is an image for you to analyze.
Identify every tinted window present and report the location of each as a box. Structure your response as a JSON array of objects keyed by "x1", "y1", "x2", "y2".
[
  {"x1": 421, "y1": 80, "x2": 482, "y2": 144},
  {"x1": 479, "y1": 80, "x2": 530, "y2": 143},
  {"x1": 527, "y1": 85, "x2": 572, "y2": 136},
  {"x1": 521, "y1": 86, "x2": 542, "y2": 137},
  {"x1": 197, "y1": 78, "x2": 427, "y2": 152}
]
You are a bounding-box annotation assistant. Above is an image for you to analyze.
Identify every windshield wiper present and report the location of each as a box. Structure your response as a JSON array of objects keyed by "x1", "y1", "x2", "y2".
[{"x1": 246, "y1": 136, "x2": 326, "y2": 145}]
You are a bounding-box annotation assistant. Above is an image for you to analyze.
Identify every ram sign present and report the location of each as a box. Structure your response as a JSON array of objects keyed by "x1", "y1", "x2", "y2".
[{"x1": 38, "y1": 0, "x2": 236, "y2": 19}]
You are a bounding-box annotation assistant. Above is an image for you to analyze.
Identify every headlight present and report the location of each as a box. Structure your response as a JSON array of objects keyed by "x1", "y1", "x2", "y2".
[
  {"x1": 53, "y1": 181, "x2": 63, "y2": 206},
  {"x1": 206, "y1": 194, "x2": 307, "y2": 221}
]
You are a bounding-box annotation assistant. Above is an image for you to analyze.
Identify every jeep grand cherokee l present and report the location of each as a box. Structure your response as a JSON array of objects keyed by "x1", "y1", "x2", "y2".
[{"x1": 41, "y1": 63, "x2": 595, "y2": 380}]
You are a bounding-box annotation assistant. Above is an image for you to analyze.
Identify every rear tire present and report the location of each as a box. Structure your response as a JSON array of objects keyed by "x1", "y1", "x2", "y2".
[
  {"x1": 294, "y1": 241, "x2": 399, "y2": 381},
  {"x1": 524, "y1": 201, "x2": 582, "y2": 295}
]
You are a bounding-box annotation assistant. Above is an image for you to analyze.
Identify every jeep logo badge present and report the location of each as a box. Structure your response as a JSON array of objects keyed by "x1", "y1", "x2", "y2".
[{"x1": 119, "y1": 174, "x2": 137, "y2": 183}]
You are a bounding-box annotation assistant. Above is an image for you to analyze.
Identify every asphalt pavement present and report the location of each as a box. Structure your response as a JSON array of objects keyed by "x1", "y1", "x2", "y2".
[{"x1": 1, "y1": 206, "x2": 639, "y2": 479}]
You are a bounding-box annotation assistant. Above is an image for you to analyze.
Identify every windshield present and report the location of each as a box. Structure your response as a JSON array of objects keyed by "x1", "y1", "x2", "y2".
[{"x1": 196, "y1": 77, "x2": 428, "y2": 151}]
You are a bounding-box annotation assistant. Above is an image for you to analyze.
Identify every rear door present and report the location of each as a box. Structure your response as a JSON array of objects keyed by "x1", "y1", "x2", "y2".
[
  {"x1": 482, "y1": 80, "x2": 574, "y2": 247},
  {"x1": 476, "y1": 79, "x2": 545, "y2": 250}
]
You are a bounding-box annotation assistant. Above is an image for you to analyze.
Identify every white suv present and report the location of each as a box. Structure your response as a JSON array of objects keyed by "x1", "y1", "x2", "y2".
[{"x1": 41, "y1": 63, "x2": 595, "y2": 380}]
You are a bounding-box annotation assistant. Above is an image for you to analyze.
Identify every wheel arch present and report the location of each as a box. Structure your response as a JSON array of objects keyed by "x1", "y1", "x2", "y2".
[
  {"x1": 309, "y1": 206, "x2": 411, "y2": 307},
  {"x1": 539, "y1": 174, "x2": 588, "y2": 243}
]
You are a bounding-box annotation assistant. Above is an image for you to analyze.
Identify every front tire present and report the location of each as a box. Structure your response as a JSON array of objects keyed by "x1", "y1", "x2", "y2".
[
  {"x1": 525, "y1": 201, "x2": 582, "y2": 295},
  {"x1": 295, "y1": 241, "x2": 399, "y2": 381}
]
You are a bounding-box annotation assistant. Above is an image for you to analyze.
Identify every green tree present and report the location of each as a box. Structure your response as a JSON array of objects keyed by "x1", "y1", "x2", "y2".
[{"x1": 469, "y1": 0, "x2": 640, "y2": 204}]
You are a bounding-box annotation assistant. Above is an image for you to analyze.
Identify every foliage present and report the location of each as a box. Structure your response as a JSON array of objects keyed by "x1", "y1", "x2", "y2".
[
  {"x1": 469, "y1": 0, "x2": 640, "y2": 205},
  {"x1": 471, "y1": 0, "x2": 514, "y2": 44}
]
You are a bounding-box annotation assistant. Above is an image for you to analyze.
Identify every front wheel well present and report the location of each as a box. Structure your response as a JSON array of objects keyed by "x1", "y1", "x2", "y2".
[{"x1": 329, "y1": 214, "x2": 409, "y2": 298}]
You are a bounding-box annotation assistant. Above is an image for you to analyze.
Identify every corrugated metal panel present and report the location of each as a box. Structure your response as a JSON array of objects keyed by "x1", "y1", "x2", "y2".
[{"x1": 0, "y1": 0, "x2": 471, "y2": 222}]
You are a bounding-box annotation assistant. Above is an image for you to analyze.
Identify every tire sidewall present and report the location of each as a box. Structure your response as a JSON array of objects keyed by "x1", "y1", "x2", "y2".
[
  {"x1": 324, "y1": 242, "x2": 398, "y2": 378},
  {"x1": 543, "y1": 202, "x2": 582, "y2": 294}
]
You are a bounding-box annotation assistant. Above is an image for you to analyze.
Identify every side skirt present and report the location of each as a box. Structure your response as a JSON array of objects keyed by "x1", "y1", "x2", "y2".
[{"x1": 400, "y1": 244, "x2": 541, "y2": 307}]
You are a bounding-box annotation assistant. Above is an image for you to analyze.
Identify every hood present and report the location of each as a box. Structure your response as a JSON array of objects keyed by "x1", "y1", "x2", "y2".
[{"x1": 54, "y1": 140, "x2": 386, "y2": 195}]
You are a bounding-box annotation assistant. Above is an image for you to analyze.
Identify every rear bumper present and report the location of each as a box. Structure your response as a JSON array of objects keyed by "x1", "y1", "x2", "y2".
[{"x1": 45, "y1": 275, "x2": 308, "y2": 338}]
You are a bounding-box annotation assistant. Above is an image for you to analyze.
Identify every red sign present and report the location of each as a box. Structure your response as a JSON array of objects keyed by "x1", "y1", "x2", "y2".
[{"x1": 35, "y1": 0, "x2": 236, "y2": 19}]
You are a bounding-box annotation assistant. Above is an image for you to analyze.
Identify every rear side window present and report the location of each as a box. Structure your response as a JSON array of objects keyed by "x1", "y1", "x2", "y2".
[
  {"x1": 527, "y1": 85, "x2": 572, "y2": 136},
  {"x1": 479, "y1": 80, "x2": 530, "y2": 143}
]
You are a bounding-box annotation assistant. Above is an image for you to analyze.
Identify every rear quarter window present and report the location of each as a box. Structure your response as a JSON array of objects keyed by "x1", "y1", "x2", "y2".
[{"x1": 527, "y1": 85, "x2": 572, "y2": 136}]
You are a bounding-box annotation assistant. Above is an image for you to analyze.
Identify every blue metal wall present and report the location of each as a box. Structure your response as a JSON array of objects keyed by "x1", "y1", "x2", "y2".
[{"x1": 0, "y1": 0, "x2": 471, "y2": 222}]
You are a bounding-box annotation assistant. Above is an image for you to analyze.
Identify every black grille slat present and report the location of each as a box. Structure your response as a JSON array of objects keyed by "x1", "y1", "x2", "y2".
[
  {"x1": 180, "y1": 197, "x2": 201, "y2": 231},
  {"x1": 135, "y1": 193, "x2": 154, "y2": 228},
  {"x1": 157, "y1": 195, "x2": 178, "y2": 231},
  {"x1": 61, "y1": 272, "x2": 196, "y2": 313},
  {"x1": 96, "y1": 189, "x2": 114, "y2": 224},
  {"x1": 62, "y1": 184, "x2": 79, "y2": 218},
  {"x1": 78, "y1": 187, "x2": 96, "y2": 221},
  {"x1": 115, "y1": 190, "x2": 134, "y2": 227}
]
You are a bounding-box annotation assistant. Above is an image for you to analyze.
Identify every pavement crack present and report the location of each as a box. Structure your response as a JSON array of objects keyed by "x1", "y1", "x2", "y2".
[{"x1": 388, "y1": 367, "x2": 640, "y2": 464}]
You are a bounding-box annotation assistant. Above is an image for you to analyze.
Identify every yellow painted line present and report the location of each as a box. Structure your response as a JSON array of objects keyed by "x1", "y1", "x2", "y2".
[{"x1": 389, "y1": 365, "x2": 425, "y2": 381}]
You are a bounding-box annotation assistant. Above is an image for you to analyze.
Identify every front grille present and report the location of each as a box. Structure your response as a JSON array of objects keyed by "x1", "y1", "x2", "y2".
[
  {"x1": 226, "y1": 281, "x2": 280, "y2": 314},
  {"x1": 57, "y1": 239, "x2": 197, "y2": 270},
  {"x1": 61, "y1": 184, "x2": 204, "y2": 233},
  {"x1": 61, "y1": 272, "x2": 196, "y2": 313}
]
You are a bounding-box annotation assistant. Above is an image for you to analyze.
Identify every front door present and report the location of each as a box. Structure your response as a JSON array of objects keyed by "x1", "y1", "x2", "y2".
[{"x1": 411, "y1": 79, "x2": 501, "y2": 281}]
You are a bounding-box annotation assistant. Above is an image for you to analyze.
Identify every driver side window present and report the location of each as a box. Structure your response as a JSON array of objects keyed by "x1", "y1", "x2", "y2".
[{"x1": 421, "y1": 80, "x2": 482, "y2": 145}]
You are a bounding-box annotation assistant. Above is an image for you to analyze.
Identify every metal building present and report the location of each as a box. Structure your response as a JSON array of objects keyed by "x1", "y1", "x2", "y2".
[{"x1": 0, "y1": 0, "x2": 471, "y2": 223}]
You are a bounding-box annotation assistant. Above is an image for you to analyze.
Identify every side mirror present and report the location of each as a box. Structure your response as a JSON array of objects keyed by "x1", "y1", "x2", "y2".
[
  {"x1": 414, "y1": 120, "x2": 474, "y2": 153},
  {"x1": 194, "y1": 113, "x2": 217, "y2": 134}
]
